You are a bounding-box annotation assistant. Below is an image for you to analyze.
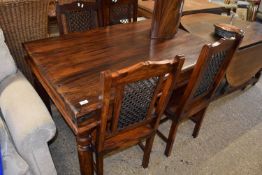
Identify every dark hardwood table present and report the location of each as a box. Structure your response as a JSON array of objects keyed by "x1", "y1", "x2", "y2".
[
  {"x1": 24, "y1": 20, "x2": 208, "y2": 175},
  {"x1": 181, "y1": 13, "x2": 262, "y2": 87},
  {"x1": 138, "y1": 0, "x2": 227, "y2": 18}
]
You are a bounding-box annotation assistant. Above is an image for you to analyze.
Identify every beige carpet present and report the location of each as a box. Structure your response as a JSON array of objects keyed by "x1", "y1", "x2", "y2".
[{"x1": 49, "y1": 79, "x2": 262, "y2": 175}]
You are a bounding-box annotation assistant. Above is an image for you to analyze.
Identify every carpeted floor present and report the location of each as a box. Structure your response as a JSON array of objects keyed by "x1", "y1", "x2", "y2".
[{"x1": 49, "y1": 79, "x2": 262, "y2": 175}]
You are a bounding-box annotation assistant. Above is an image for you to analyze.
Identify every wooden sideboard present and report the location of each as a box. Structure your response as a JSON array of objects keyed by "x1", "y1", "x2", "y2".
[
  {"x1": 181, "y1": 13, "x2": 262, "y2": 88},
  {"x1": 138, "y1": 0, "x2": 227, "y2": 18}
]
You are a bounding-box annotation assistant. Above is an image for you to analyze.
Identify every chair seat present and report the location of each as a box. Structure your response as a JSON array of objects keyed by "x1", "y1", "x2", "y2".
[
  {"x1": 165, "y1": 99, "x2": 209, "y2": 122},
  {"x1": 103, "y1": 126, "x2": 153, "y2": 154}
]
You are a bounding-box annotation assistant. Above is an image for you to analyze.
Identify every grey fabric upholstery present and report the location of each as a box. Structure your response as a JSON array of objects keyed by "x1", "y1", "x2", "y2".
[
  {"x1": 0, "y1": 72, "x2": 57, "y2": 175},
  {"x1": 0, "y1": 28, "x2": 57, "y2": 175},
  {"x1": 0, "y1": 28, "x2": 17, "y2": 82},
  {"x1": 0, "y1": 112, "x2": 30, "y2": 175}
]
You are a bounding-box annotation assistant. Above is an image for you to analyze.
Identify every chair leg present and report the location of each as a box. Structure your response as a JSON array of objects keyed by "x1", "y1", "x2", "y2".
[
  {"x1": 142, "y1": 135, "x2": 155, "y2": 168},
  {"x1": 241, "y1": 86, "x2": 247, "y2": 91},
  {"x1": 252, "y1": 70, "x2": 261, "y2": 86},
  {"x1": 96, "y1": 153, "x2": 104, "y2": 175},
  {"x1": 164, "y1": 120, "x2": 179, "y2": 157},
  {"x1": 192, "y1": 109, "x2": 207, "y2": 138}
]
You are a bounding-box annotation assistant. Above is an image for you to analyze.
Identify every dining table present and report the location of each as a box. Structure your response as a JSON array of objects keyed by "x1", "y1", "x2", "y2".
[
  {"x1": 24, "y1": 19, "x2": 208, "y2": 175},
  {"x1": 138, "y1": 0, "x2": 227, "y2": 18},
  {"x1": 181, "y1": 13, "x2": 262, "y2": 89},
  {"x1": 24, "y1": 12, "x2": 262, "y2": 174}
]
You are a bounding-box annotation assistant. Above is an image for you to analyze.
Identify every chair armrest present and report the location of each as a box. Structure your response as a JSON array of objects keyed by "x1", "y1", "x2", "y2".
[
  {"x1": 0, "y1": 71, "x2": 56, "y2": 148},
  {"x1": 0, "y1": 71, "x2": 56, "y2": 174},
  {"x1": 0, "y1": 116, "x2": 30, "y2": 175}
]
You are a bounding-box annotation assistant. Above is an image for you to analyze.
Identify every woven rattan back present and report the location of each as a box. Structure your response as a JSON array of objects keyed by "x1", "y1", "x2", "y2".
[
  {"x1": 0, "y1": 0, "x2": 50, "y2": 81},
  {"x1": 97, "y1": 57, "x2": 184, "y2": 151},
  {"x1": 177, "y1": 35, "x2": 243, "y2": 121},
  {"x1": 56, "y1": 1, "x2": 101, "y2": 35},
  {"x1": 103, "y1": 0, "x2": 138, "y2": 25}
]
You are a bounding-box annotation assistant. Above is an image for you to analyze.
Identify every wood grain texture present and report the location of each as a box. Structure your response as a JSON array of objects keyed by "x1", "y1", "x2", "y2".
[
  {"x1": 181, "y1": 13, "x2": 262, "y2": 87},
  {"x1": 76, "y1": 133, "x2": 94, "y2": 175},
  {"x1": 226, "y1": 44, "x2": 262, "y2": 86},
  {"x1": 150, "y1": 0, "x2": 184, "y2": 39},
  {"x1": 24, "y1": 20, "x2": 207, "y2": 135}
]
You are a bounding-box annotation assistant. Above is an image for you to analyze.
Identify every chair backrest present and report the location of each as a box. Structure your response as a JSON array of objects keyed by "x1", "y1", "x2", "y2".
[
  {"x1": 176, "y1": 34, "x2": 243, "y2": 121},
  {"x1": 56, "y1": 1, "x2": 101, "y2": 35},
  {"x1": 96, "y1": 57, "x2": 184, "y2": 151},
  {"x1": 0, "y1": 0, "x2": 50, "y2": 82},
  {"x1": 102, "y1": 0, "x2": 138, "y2": 25},
  {"x1": 57, "y1": 0, "x2": 95, "y2": 5}
]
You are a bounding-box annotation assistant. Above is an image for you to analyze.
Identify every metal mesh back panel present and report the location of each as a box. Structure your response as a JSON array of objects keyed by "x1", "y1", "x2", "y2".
[
  {"x1": 64, "y1": 8, "x2": 97, "y2": 33},
  {"x1": 118, "y1": 77, "x2": 159, "y2": 129},
  {"x1": 193, "y1": 51, "x2": 227, "y2": 98},
  {"x1": 110, "y1": 4, "x2": 133, "y2": 24}
]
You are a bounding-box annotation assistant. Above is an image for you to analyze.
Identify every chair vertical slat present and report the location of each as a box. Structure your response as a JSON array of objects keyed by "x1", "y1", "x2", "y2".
[
  {"x1": 97, "y1": 70, "x2": 112, "y2": 152},
  {"x1": 154, "y1": 56, "x2": 185, "y2": 129},
  {"x1": 111, "y1": 85, "x2": 125, "y2": 133},
  {"x1": 144, "y1": 76, "x2": 164, "y2": 120}
]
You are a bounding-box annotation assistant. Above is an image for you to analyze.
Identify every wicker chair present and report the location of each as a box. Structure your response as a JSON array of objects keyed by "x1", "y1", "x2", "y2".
[{"x1": 0, "y1": 0, "x2": 50, "y2": 82}]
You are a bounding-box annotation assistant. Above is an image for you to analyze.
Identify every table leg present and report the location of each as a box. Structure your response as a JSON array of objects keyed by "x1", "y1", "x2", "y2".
[
  {"x1": 33, "y1": 75, "x2": 52, "y2": 114},
  {"x1": 77, "y1": 134, "x2": 94, "y2": 175},
  {"x1": 252, "y1": 70, "x2": 261, "y2": 86}
]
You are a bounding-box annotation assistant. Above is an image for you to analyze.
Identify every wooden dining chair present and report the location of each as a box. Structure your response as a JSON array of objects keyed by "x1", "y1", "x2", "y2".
[
  {"x1": 92, "y1": 57, "x2": 184, "y2": 175},
  {"x1": 102, "y1": 0, "x2": 138, "y2": 25},
  {"x1": 56, "y1": 1, "x2": 101, "y2": 35},
  {"x1": 57, "y1": 0, "x2": 94, "y2": 5},
  {"x1": 157, "y1": 34, "x2": 243, "y2": 157}
]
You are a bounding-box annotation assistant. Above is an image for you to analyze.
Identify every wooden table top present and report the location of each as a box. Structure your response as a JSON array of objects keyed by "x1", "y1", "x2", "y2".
[
  {"x1": 138, "y1": 0, "x2": 224, "y2": 15},
  {"x1": 181, "y1": 13, "x2": 262, "y2": 49},
  {"x1": 24, "y1": 20, "x2": 208, "y2": 133}
]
